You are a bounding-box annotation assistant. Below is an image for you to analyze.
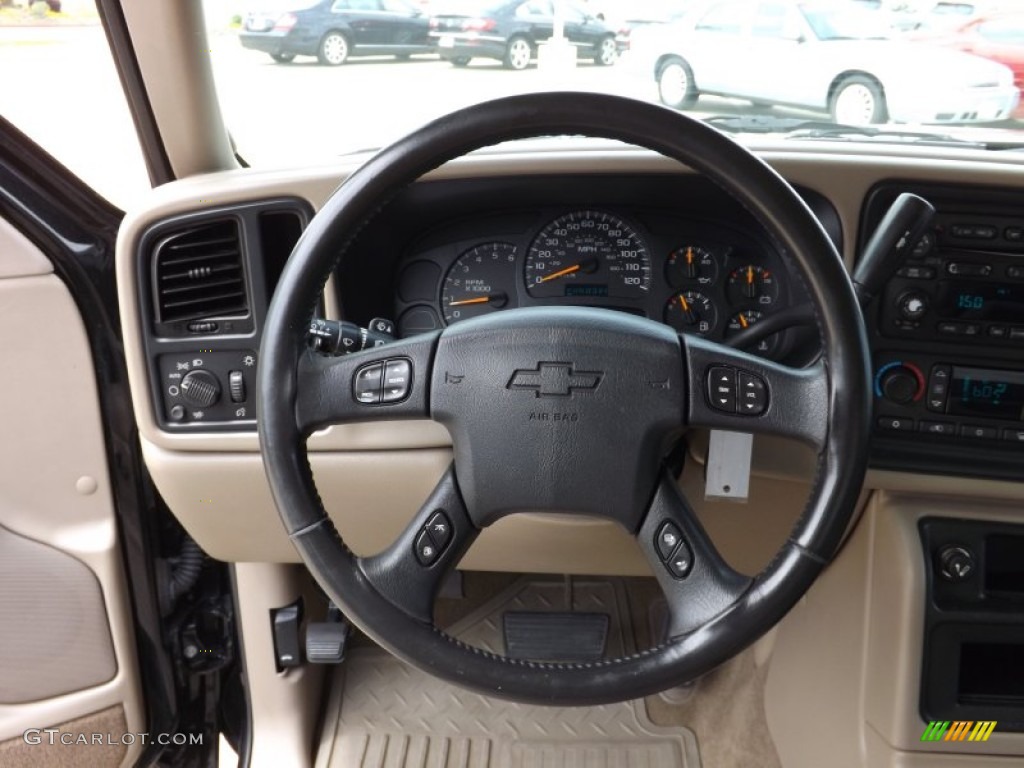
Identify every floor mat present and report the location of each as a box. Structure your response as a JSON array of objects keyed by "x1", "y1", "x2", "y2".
[{"x1": 317, "y1": 576, "x2": 700, "y2": 768}]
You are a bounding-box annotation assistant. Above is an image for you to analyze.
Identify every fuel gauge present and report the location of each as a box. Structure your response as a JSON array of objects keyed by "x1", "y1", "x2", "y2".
[
  {"x1": 666, "y1": 246, "x2": 718, "y2": 287},
  {"x1": 727, "y1": 265, "x2": 779, "y2": 307},
  {"x1": 727, "y1": 310, "x2": 780, "y2": 358},
  {"x1": 664, "y1": 291, "x2": 718, "y2": 335}
]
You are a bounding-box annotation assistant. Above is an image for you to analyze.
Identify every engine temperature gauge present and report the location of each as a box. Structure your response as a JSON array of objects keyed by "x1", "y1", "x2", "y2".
[
  {"x1": 666, "y1": 246, "x2": 718, "y2": 287},
  {"x1": 664, "y1": 291, "x2": 718, "y2": 335},
  {"x1": 727, "y1": 310, "x2": 780, "y2": 358},
  {"x1": 727, "y1": 265, "x2": 779, "y2": 307}
]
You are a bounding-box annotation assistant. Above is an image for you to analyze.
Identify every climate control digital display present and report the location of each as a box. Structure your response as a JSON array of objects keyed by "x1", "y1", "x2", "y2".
[{"x1": 949, "y1": 366, "x2": 1024, "y2": 421}]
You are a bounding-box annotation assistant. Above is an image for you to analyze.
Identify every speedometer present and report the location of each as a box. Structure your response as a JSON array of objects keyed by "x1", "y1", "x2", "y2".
[{"x1": 524, "y1": 210, "x2": 650, "y2": 299}]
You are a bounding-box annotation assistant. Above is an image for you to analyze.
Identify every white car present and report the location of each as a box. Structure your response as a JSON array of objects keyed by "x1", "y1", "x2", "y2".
[{"x1": 627, "y1": 0, "x2": 1019, "y2": 124}]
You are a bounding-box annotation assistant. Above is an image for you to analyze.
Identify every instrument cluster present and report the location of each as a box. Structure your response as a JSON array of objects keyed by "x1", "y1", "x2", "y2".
[{"x1": 393, "y1": 207, "x2": 799, "y2": 360}]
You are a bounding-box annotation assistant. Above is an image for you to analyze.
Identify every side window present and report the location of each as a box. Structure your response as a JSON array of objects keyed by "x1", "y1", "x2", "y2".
[
  {"x1": 977, "y1": 21, "x2": 1024, "y2": 45},
  {"x1": 695, "y1": 1, "x2": 749, "y2": 35},
  {"x1": 752, "y1": 3, "x2": 786, "y2": 38},
  {"x1": 345, "y1": 0, "x2": 382, "y2": 11},
  {"x1": 516, "y1": 1, "x2": 551, "y2": 19},
  {"x1": 0, "y1": 0, "x2": 149, "y2": 207},
  {"x1": 382, "y1": 0, "x2": 412, "y2": 12},
  {"x1": 331, "y1": 0, "x2": 350, "y2": 9}
]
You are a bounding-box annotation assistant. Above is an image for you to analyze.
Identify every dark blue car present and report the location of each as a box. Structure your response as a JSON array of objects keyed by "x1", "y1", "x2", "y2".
[
  {"x1": 240, "y1": 0, "x2": 435, "y2": 65},
  {"x1": 430, "y1": 0, "x2": 618, "y2": 70}
]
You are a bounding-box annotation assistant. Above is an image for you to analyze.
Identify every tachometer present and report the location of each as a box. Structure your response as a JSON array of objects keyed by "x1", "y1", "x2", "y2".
[
  {"x1": 524, "y1": 210, "x2": 650, "y2": 299},
  {"x1": 441, "y1": 242, "x2": 517, "y2": 324}
]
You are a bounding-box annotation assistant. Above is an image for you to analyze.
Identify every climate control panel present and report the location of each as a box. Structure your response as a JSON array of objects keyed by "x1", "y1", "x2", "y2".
[{"x1": 874, "y1": 354, "x2": 1024, "y2": 446}]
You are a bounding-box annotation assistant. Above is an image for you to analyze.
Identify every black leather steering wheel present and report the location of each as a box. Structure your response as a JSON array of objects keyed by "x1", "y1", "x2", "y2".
[{"x1": 258, "y1": 92, "x2": 871, "y2": 705}]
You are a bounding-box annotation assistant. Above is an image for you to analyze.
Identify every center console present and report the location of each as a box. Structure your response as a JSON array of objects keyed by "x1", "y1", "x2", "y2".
[{"x1": 864, "y1": 182, "x2": 1024, "y2": 480}]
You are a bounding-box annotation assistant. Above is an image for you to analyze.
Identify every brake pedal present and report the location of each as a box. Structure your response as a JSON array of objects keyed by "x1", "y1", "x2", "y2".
[{"x1": 305, "y1": 605, "x2": 351, "y2": 664}]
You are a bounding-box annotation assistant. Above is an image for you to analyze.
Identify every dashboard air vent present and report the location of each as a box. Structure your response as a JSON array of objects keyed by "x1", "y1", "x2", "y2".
[{"x1": 154, "y1": 220, "x2": 247, "y2": 324}]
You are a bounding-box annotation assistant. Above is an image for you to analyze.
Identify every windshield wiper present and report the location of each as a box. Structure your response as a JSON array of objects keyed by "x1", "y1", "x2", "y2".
[{"x1": 705, "y1": 116, "x2": 995, "y2": 148}]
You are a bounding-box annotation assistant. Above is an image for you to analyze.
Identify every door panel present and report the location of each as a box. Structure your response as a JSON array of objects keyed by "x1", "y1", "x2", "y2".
[{"x1": 0, "y1": 217, "x2": 144, "y2": 767}]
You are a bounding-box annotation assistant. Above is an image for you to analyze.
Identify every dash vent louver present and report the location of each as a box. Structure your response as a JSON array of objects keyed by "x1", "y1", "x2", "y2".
[{"x1": 153, "y1": 219, "x2": 247, "y2": 324}]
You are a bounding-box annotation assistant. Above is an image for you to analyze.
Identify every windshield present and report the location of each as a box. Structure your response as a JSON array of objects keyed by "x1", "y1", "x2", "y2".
[{"x1": 200, "y1": 0, "x2": 1024, "y2": 166}]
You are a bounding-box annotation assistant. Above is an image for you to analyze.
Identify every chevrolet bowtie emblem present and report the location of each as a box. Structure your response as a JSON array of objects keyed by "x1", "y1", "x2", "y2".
[{"x1": 507, "y1": 362, "x2": 603, "y2": 398}]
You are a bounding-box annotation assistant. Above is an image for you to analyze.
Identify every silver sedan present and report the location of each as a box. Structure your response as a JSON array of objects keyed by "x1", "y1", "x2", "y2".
[{"x1": 623, "y1": 0, "x2": 1018, "y2": 125}]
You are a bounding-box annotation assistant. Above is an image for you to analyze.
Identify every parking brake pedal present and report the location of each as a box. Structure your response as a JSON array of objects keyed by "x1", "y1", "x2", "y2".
[{"x1": 305, "y1": 605, "x2": 351, "y2": 664}]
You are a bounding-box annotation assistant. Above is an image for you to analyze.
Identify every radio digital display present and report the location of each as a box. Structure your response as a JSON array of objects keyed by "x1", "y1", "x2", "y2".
[
  {"x1": 949, "y1": 366, "x2": 1024, "y2": 421},
  {"x1": 936, "y1": 280, "x2": 1024, "y2": 323}
]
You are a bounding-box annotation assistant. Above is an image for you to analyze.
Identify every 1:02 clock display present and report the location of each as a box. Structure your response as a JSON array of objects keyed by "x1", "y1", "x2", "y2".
[{"x1": 948, "y1": 366, "x2": 1024, "y2": 421}]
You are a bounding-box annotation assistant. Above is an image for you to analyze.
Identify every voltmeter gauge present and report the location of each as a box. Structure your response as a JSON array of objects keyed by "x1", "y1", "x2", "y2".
[{"x1": 727, "y1": 265, "x2": 779, "y2": 307}]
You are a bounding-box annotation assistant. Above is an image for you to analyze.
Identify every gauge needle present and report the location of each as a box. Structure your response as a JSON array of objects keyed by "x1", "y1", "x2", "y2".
[
  {"x1": 449, "y1": 293, "x2": 506, "y2": 307},
  {"x1": 678, "y1": 293, "x2": 696, "y2": 323},
  {"x1": 738, "y1": 313, "x2": 749, "y2": 329},
  {"x1": 537, "y1": 259, "x2": 598, "y2": 284}
]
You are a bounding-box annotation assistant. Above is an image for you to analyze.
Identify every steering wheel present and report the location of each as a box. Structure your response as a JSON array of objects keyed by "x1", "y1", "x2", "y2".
[{"x1": 257, "y1": 92, "x2": 871, "y2": 705}]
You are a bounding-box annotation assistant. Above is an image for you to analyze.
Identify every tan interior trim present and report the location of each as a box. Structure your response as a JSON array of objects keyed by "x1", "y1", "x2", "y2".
[
  {"x1": 0, "y1": 217, "x2": 51, "y2": 279},
  {"x1": 119, "y1": 0, "x2": 236, "y2": 179},
  {"x1": 0, "y1": 274, "x2": 143, "y2": 766},
  {"x1": 234, "y1": 563, "x2": 325, "y2": 768},
  {"x1": 765, "y1": 491, "x2": 1024, "y2": 767},
  {"x1": 0, "y1": 705, "x2": 128, "y2": 768}
]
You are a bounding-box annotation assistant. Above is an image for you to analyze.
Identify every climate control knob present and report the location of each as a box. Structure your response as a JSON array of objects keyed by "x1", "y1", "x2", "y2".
[
  {"x1": 180, "y1": 370, "x2": 221, "y2": 408},
  {"x1": 874, "y1": 361, "x2": 925, "y2": 405},
  {"x1": 881, "y1": 369, "x2": 919, "y2": 404}
]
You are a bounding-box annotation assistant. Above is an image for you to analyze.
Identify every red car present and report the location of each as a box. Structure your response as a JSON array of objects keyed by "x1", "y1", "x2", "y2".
[{"x1": 914, "y1": 14, "x2": 1024, "y2": 117}]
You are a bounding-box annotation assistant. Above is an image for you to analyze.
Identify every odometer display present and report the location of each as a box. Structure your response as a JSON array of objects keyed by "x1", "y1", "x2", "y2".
[{"x1": 525, "y1": 210, "x2": 650, "y2": 299}]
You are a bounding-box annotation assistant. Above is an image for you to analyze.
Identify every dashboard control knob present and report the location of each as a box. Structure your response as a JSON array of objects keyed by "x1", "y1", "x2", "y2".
[
  {"x1": 897, "y1": 290, "x2": 929, "y2": 320},
  {"x1": 881, "y1": 368, "x2": 920, "y2": 404},
  {"x1": 180, "y1": 370, "x2": 221, "y2": 408},
  {"x1": 937, "y1": 545, "x2": 975, "y2": 583}
]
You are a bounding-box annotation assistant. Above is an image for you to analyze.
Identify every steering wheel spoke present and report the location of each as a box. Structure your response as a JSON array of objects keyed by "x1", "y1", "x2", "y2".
[
  {"x1": 294, "y1": 331, "x2": 438, "y2": 434},
  {"x1": 638, "y1": 471, "x2": 752, "y2": 638},
  {"x1": 684, "y1": 334, "x2": 828, "y2": 450},
  {"x1": 357, "y1": 466, "x2": 477, "y2": 624}
]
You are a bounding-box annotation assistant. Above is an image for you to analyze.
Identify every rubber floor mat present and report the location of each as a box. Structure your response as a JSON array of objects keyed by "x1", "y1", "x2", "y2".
[{"x1": 316, "y1": 577, "x2": 700, "y2": 768}]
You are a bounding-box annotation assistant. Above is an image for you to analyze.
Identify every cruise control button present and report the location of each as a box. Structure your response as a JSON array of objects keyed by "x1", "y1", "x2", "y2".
[
  {"x1": 414, "y1": 530, "x2": 440, "y2": 566},
  {"x1": 382, "y1": 358, "x2": 412, "y2": 403},
  {"x1": 655, "y1": 521, "x2": 683, "y2": 561},
  {"x1": 737, "y1": 371, "x2": 768, "y2": 415},
  {"x1": 707, "y1": 366, "x2": 736, "y2": 413},
  {"x1": 666, "y1": 540, "x2": 694, "y2": 579},
  {"x1": 877, "y1": 416, "x2": 914, "y2": 432},
  {"x1": 353, "y1": 362, "x2": 384, "y2": 404},
  {"x1": 425, "y1": 511, "x2": 452, "y2": 550}
]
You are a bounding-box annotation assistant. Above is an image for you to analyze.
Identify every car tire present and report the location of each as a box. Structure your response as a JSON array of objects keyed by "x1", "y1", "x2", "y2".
[
  {"x1": 270, "y1": 53, "x2": 295, "y2": 63},
  {"x1": 318, "y1": 31, "x2": 350, "y2": 66},
  {"x1": 503, "y1": 37, "x2": 531, "y2": 71},
  {"x1": 830, "y1": 75, "x2": 887, "y2": 125},
  {"x1": 657, "y1": 58, "x2": 698, "y2": 110},
  {"x1": 451, "y1": 56, "x2": 471, "y2": 67},
  {"x1": 594, "y1": 36, "x2": 617, "y2": 66}
]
